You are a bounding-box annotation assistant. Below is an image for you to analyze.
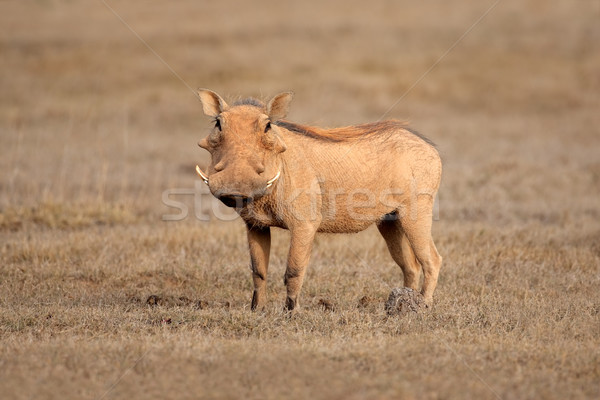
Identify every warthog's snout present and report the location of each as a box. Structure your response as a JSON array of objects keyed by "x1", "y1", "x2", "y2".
[
  {"x1": 196, "y1": 164, "x2": 281, "y2": 209},
  {"x1": 214, "y1": 184, "x2": 270, "y2": 209},
  {"x1": 217, "y1": 193, "x2": 254, "y2": 209}
]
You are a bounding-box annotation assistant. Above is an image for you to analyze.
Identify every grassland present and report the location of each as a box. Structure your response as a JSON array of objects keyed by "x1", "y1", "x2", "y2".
[{"x1": 1, "y1": 1, "x2": 599, "y2": 399}]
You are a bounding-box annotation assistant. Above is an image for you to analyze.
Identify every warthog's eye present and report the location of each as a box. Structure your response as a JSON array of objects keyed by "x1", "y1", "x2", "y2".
[
  {"x1": 264, "y1": 121, "x2": 271, "y2": 133},
  {"x1": 214, "y1": 118, "x2": 221, "y2": 131}
]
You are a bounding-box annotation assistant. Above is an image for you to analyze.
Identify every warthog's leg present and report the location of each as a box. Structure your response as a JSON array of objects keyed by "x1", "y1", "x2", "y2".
[
  {"x1": 284, "y1": 224, "x2": 318, "y2": 311},
  {"x1": 377, "y1": 219, "x2": 421, "y2": 290},
  {"x1": 400, "y1": 196, "x2": 442, "y2": 306},
  {"x1": 247, "y1": 224, "x2": 271, "y2": 311},
  {"x1": 423, "y1": 237, "x2": 442, "y2": 302}
]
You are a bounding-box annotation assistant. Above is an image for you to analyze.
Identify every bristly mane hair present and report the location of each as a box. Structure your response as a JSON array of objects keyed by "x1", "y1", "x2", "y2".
[
  {"x1": 275, "y1": 120, "x2": 437, "y2": 148},
  {"x1": 231, "y1": 97, "x2": 436, "y2": 147},
  {"x1": 232, "y1": 98, "x2": 264, "y2": 108},
  {"x1": 403, "y1": 127, "x2": 437, "y2": 148}
]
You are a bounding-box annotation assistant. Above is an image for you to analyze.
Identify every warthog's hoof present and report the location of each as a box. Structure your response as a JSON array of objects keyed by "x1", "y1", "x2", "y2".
[{"x1": 385, "y1": 287, "x2": 426, "y2": 317}]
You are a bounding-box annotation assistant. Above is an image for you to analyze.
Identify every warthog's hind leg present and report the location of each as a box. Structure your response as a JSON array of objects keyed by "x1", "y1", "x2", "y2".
[
  {"x1": 399, "y1": 196, "x2": 442, "y2": 306},
  {"x1": 377, "y1": 219, "x2": 421, "y2": 290}
]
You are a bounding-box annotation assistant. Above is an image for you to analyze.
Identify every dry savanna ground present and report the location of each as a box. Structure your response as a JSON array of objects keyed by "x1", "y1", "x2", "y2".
[{"x1": 1, "y1": 1, "x2": 599, "y2": 399}]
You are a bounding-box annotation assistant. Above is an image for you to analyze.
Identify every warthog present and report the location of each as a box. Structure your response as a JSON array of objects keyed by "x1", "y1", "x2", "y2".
[{"x1": 195, "y1": 89, "x2": 442, "y2": 311}]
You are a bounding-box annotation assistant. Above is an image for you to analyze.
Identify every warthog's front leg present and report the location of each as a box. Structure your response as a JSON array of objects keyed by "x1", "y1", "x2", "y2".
[
  {"x1": 247, "y1": 224, "x2": 271, "y2": 311},
  {"x1": 284, "y1": 224, "x2": 318, "y2": 311}
]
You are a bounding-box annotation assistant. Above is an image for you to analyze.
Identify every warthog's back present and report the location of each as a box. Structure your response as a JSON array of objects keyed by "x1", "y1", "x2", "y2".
[{"x1": 275, "y1": 121, "x2": 441, "y2": 233}]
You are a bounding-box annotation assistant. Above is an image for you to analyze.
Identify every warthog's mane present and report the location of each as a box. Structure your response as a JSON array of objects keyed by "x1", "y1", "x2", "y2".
[
  {"x1": 232, "y1": 97, "x2": 264, "y2": 108},
  {"x1": 275, "y1": 120, "x2": 436, "y2": 148},
  {"x1": 231, "y1": 97, "x2": 436, "y2": 147}
]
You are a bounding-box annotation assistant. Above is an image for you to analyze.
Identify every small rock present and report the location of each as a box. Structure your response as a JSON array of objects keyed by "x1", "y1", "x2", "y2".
[
  {"x1": 146, "y1": 294, "x2": 161, "y2": 306},
  {"x1": 385, "y1": 287, "x2": 426, "y2": 317},
  {"x1": 318, "y1": 298, "x2": 335, "y2": 312}
]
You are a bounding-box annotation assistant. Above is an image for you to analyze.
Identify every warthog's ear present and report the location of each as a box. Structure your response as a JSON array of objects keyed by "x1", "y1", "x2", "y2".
[
  {"x1": 197, "y1": 89, "x2": 229, "y2": 117},
  {"x1": 266, "y1": 92, "x2": 294, "y2": 121}
]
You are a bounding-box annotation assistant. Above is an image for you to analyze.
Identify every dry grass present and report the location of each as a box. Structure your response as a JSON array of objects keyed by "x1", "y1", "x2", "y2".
[{"x1": 1, "y1": 1, "x2": 599, "y2": 399}]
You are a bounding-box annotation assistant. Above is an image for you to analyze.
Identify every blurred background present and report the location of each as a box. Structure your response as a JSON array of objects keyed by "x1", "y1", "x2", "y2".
[{"x1": 1, "y1": 0, "x2": 598, "y2": 225}]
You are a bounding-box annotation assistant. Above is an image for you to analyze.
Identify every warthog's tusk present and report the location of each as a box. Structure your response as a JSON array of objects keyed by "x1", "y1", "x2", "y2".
[
  {"x1": 266, "y1": 171, "x2": 281, "y2": 188},
  {"x1": 195, "y1": 165, "x2": 209, "y2": 185},
  {"x1": 196, "y1": 165, "x2": 279, "y2": 188}
]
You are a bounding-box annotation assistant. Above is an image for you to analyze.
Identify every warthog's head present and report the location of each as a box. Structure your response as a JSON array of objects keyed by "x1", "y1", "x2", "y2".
[{"x1": 196, "y1": 89, "x2": 291, "y2": 208}]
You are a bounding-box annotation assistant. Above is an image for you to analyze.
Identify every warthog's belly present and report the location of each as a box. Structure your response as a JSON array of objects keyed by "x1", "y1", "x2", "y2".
[
  {"x1": 316, "y1": 189, "x2": 401, "y2": 233},
  {"x1": 316, "y1": 217, "x2": 378, "y2": 234},
  {"x1": 317, "y1": 202, "x2": 398, "y2": 233}
]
